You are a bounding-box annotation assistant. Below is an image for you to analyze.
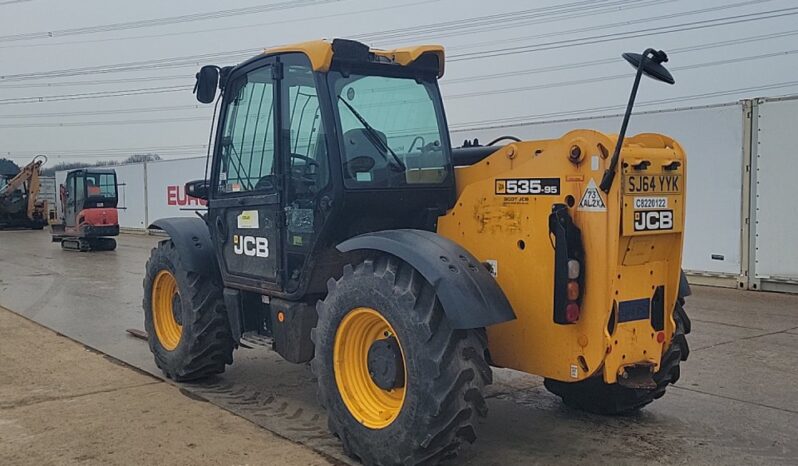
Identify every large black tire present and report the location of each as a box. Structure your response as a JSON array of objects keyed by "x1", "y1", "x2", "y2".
[
  {"x1": 312, "y1": 256, "x2": 491, "y2": 465},
  {"x1": 142, "y1": 239, "x2": 234, "y2": 381},
  {"x1": 544, "y1": 299, "x2": 691, "y2": 415}
]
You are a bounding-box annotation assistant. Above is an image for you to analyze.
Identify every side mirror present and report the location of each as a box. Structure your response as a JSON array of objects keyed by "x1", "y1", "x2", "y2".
[
  {"x1": 185, "y1": 179, "x2": 210, "y2": 201},
  {"x1": 194, "y1": 65, "x2": 219, "y2": 104}
]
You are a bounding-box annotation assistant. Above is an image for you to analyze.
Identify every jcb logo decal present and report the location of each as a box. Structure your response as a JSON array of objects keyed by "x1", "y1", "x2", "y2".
[
  {"x1": 233, "y1": 235, "x2": 269, "y2": 258},
  {"x1": 634, "y1": 210, "x2": 673, "y2": 231}
]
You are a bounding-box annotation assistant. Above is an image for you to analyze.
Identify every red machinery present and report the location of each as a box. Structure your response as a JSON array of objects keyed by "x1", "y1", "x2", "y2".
[{"x1": 51, "y1": 168, "x2": 119, "y2": 251}]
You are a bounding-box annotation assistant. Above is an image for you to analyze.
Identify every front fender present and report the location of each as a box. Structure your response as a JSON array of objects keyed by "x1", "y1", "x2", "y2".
[
  {"x1": 337, "y1": 229, "x2": 516, "y2": 329},
  {"x1": 148, "y1": 217, "x2": 217, "y2": 275}
]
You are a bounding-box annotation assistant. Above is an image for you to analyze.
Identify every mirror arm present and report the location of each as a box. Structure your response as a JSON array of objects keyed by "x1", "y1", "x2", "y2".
[{"x1": 599, "y1": 48, "x2": 655, "y2": 194}]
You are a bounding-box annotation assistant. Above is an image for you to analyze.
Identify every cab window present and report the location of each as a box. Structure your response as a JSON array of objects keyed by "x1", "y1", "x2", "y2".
[
  {"x1": 217, "y1": 66, "x2": 276, "y2": 194},
  {"x1": 283, "y1": 58, "x2": 329, "y2": 193},
  {"x1": 74, "y1": 174, "x2": 85, "y2": 207},
  {"x1": 330, "y1": 72, "x2": 450, "y2": 188},
  {"x1": 85, "y1": 173, "x2": 116, "y2": 198}
]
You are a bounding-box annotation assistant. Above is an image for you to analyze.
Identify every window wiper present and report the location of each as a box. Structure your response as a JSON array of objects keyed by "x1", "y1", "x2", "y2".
[{"x1": 337, "y1": 95, "x2": 406, "y2": 171}]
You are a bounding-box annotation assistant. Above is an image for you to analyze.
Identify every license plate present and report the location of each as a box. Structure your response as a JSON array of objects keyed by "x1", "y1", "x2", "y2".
[{"x1": 624, "y1": 174, "x2": 681, "y2": 194}]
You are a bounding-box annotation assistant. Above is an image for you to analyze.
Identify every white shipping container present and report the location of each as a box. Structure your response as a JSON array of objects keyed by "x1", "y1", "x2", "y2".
[
  {"x1": 144, "y1": 156, "x2": 207, "y2": 224},
  {"x1": 750, "y1": 96, "x2": 798, "y2": 287}
]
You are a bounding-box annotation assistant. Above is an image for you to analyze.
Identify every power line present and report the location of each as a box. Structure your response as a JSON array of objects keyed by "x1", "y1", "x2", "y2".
[
  {"x1": 444, "y1": 28, "x2": 798, "y2": 85},
  {"x1": 0, "y1": 104, "x2": 204, "y2": 119},
  {"x1": 0, "y1": 1, "x2": 780, "y2": 84},
  {"x1": 5, "y1": 49, "x2": 798, "y2": 129},
  {"x1": 0, "y1": 1, "x2": 672, "y2": 82},
  {"x1": 5, "y1": 25, "x2": 796, "y2": 94},
  {"x1": 449, "y1": 6, "x2": 798, "y2": 61},
  {"x1": 0, "y1": 50, "x2": 258, "y2": 82},
  {"x1": 0, "y1": 74, "x2": 191, "y2": 89},
  {"x1": 0, "y1": 0, "x2": 339, "y2": 43},
  {"x1": 445, "y1": 0, "x2": 774, "y2": 53},
  {"x1": 7, "y1": 144, "x2": 207, "y2": 155},
  {"x1": 0, "y1": 0, "x2": 437, "y2": 50},
  {"x1": 444, "y1": 49, "x2": 798, "y2": 100},
  {"x1": 449, "y1": 79, "x2": 798, "y2": 130},
  {"x1": 2, "y1": 44, "x2": 796, "y2": 121},
  {"x1": 9, "y1": 78, "x2": 798, "y2": 160},
  {"x1": 0, "y1": 85, "x2": 192, "y2": 105},
  {"x1": 0, "y1": 115, "x2": 208, "y2": 128},
  {"x1": 358, "y1": 0, "x2": 658, "y2": 42}
]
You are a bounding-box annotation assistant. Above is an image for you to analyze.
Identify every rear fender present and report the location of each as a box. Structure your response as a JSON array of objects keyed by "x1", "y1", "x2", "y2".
[
  {"x1": 148, "y1": 217, "x2": 217, "y2": 275},
  {"x1": 337, "y1": 229, "x2": 516, "y2": 329}
]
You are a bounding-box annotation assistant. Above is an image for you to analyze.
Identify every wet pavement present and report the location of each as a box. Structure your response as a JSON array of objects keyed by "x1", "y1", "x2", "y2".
[{"x1": 1, "y1": 229, "x2": 796, "y2": 465}]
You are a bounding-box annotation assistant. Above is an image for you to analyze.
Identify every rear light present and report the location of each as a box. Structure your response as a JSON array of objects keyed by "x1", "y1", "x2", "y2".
[
  {"x1": 566, "y1": 303, "x2": 580, "y2": 323},
  {"x1": 567, "y1": 281, "x2": 580, "y2": 300},
  {"x1": 656, "y1": 331, "x2": 665, "y2": 343},
  {"x1": 568, "y1": 259, "x2": 580, "y2": 279},
  {"x1": 549, "y1": 204, "x2": 585, "y2": 325}
]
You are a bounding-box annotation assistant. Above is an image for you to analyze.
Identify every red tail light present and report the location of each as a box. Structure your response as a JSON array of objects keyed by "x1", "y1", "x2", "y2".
[
  {"x1": 567, "y1": 281, "x2": 580, "y2": 300},
  {"x1": 566, "y1": 303, "x2": 580, "y2": 323}
]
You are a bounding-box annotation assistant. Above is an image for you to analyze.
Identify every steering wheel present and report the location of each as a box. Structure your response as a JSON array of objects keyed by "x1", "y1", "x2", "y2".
[{"x1": 289, "y1": 153, "x2": 320, "y2": 183}]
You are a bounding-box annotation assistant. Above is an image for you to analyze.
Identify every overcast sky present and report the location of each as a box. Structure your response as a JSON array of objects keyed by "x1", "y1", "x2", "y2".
[{"x1": 1, "y1": 0, "x2": 797, "y2": 164}]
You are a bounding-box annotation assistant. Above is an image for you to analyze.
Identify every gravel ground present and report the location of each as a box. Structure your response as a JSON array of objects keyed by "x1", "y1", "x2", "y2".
[{"x1": 0, "y1": 306, "x2": 330, "y2": 466}]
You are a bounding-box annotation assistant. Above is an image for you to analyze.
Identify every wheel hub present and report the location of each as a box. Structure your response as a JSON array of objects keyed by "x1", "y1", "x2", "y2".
[
  {"x1": 333, "y1": 307, "x2": 407, "y2": 429},
  {"x1": 151, "y1": 270, "x2": 183, "y2": 351},
  {"x1": 367, "y1": 336, "x2": 405, "y2": 390}
]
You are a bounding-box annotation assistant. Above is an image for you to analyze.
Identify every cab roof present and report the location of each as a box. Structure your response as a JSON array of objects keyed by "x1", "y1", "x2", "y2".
[{"x1": 260, "y1": 39, "x2": 446, "y2": 78}]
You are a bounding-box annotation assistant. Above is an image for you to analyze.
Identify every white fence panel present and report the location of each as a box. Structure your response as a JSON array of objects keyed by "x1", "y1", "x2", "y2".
[
  {"x1": 145, "y1": 157, "x2": 207, "y2": 223},
  {"x1": 752, "y1": 97, "x2": 798, "y2": 283},
  {"x1": 116, "y1": 164, "x2": 147, "y2": 229},
  {"x1": 450, "y1": 103, "x2": 746, "y2": 278}
]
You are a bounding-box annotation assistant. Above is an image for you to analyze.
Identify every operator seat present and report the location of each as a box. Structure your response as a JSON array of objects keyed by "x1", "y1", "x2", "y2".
[{"x1": 342, "y1": 128, "x2": 388, "y2": 178}]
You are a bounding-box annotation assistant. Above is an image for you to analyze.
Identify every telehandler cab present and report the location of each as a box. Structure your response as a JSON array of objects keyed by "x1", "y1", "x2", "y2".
[{"x1": 143, "y1": 39, "x2": 691, "y2": 465}]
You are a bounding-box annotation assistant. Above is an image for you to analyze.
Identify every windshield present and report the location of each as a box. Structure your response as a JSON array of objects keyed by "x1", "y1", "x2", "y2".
[
  {"x1": 85, "y1": 172, "x2": 117, "y2": 199},
  {"x1": 329, "y1": 72, "x2": 450, "y2": 188}
]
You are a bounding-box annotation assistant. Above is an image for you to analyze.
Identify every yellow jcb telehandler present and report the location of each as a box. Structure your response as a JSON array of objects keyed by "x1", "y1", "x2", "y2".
[{"x1": 142, "y1": 39, "x2": 690, "y2": 464}]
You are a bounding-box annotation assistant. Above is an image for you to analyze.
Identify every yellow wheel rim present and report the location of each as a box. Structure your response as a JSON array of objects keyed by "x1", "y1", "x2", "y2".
[
  {"x1": 151, "y1": 270, "x2": 182, "y2": 351},
  {"x1": 333, "y1": 307, "x2": 407, "y2": 429}
]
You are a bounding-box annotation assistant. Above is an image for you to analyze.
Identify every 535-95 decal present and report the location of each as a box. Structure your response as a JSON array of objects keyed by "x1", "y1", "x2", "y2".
[{"x1": 495, "y1": 178, "x2": 560, "y2": 195}]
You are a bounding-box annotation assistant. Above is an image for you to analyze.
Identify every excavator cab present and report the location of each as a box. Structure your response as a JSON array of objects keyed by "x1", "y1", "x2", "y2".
[{"x1": 52, "y1": 168, "x2": 119, "y2": 251}]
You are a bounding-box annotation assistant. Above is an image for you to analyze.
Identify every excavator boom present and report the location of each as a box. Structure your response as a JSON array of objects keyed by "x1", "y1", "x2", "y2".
[{"x1": 0, "y1": 156, "x2": 48, "y2": 230}]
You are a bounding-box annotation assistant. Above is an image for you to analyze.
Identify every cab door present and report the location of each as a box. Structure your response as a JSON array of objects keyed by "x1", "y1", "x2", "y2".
[
  {"x1": 64, "y1": 172, "x2": 80, "y2": 228},
  {"x1": 208, "y1": 58, "x2": 283, "y2": 291}
]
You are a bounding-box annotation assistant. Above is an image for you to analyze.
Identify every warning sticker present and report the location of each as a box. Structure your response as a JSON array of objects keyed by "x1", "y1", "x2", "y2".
[
  {"x1": 237, "y1": 210, "x2": 259, "y2": 229},
  {"x1": 577, "y1": 179, "x2": 607, "y2": 212}
]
